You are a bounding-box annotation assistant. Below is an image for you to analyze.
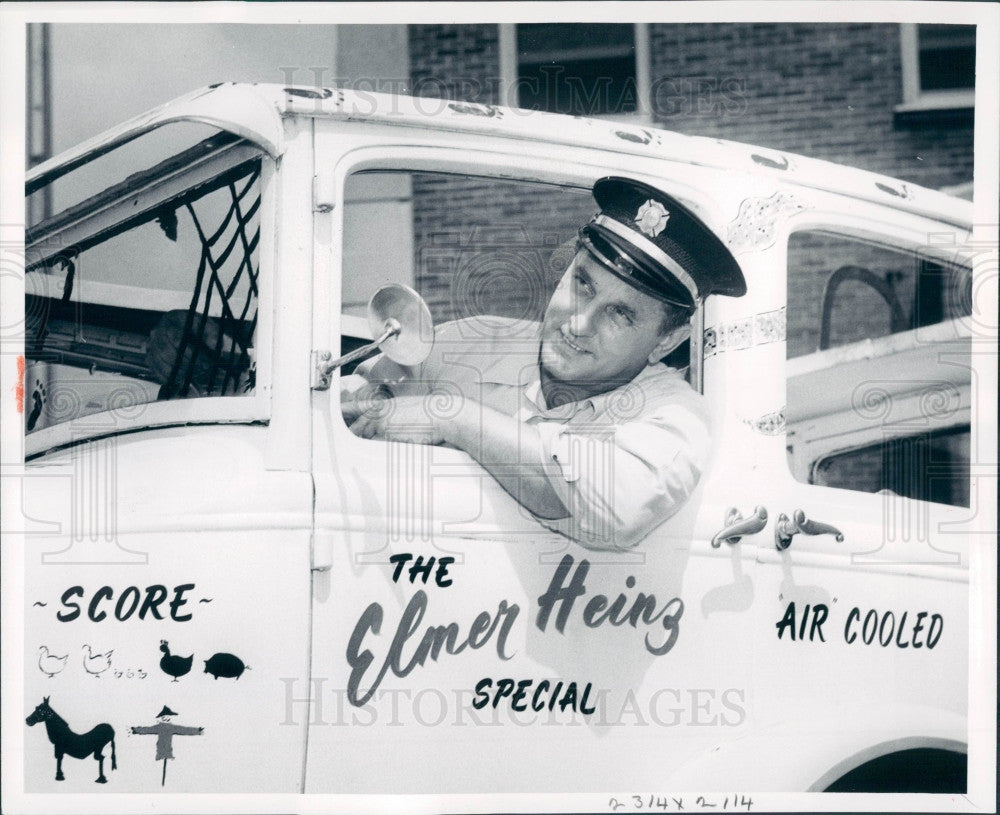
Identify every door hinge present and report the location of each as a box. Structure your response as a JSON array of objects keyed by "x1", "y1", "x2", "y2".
[
  {"x1": 313, "y1": 173, "x2": 335, "y2": 213},
  {"x1": 311, "y1": 530, "x2": 334, "y2": 572},
  {"x1": 311, "y1": 349, "x2": 333, "y2": 391}
]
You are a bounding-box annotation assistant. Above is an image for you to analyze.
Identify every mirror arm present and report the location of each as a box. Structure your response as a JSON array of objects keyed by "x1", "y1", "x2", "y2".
[{"x1": 311, "y1": 319, "x2": 400, "y2": 390}]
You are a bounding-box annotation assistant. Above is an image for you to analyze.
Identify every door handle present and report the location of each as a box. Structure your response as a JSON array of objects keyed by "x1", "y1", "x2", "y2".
[
  {"x1": 711, "y1": 506, "x2": 768, "y2": 548},
  {"x1": 775, "y1": 509, "x2": 845, "y2": 550}
]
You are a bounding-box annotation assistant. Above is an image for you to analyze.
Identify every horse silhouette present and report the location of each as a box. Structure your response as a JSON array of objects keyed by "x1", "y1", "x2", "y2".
[{"x1": 26, "y1": 696, "x2": 116, "y2": 783}]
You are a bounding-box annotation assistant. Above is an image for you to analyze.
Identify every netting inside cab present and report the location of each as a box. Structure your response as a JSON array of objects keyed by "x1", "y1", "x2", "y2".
[
  {"x1": 24, "y1": 158, "x2": 262, "y2": 434},
  {"x1": 154, "y1": 162, "x2": 261, "y2": 398}
]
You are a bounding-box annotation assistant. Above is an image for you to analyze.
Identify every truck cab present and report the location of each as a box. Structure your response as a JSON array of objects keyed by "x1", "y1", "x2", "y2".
[{"x1": 10, "y1": 83, "x2": 976, "y2": 805}]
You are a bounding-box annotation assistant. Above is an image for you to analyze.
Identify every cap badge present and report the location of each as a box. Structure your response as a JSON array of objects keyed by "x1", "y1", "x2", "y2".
[{"x1": 634, "y1": 199, "x2": 670, "y2": 238}]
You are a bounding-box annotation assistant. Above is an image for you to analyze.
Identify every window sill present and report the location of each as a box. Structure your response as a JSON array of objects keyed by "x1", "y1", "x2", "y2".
[
  {"x1": 894, "y1": 89, "x2": 974, "y2": 114},
  {"x1": 894, "y1": 92, "x2": 974, "y2": 129}
]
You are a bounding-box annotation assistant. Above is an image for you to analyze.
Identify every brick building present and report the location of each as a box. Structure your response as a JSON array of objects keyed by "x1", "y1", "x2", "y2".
[{"x1": 401, "y1": 23, "x2": 974, "y2": 354}]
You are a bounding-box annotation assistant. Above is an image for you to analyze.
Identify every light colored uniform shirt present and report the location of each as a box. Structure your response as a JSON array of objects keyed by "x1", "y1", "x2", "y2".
[{"x1": 360, "y1": 316, "x2": 711, "y2": 550}]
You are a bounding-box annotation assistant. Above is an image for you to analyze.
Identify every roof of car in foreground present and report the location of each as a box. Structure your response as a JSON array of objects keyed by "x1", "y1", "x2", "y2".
[{"x1": 27, "y1": 82, "x2": 972, "y2": 229}]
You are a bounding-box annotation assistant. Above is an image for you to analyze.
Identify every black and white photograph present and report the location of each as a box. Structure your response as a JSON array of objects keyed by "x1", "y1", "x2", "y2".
[{"x1": 1, "y1": 2, "x2": 997, "y2": 813}]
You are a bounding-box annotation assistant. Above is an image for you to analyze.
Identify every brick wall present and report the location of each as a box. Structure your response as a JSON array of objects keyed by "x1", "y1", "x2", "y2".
[
  {"x1": 410, "y1": 173, "x2": 594, "y2": 325},
  {"x1": 648, "y1": 23, "x2": 973, "y2": 190},
  {"x1": 408, "y1": 23, "x2": 974, "y2": 189},
  {"x1": 409, "y1": 24, "x2": 501, "y2": 105}
]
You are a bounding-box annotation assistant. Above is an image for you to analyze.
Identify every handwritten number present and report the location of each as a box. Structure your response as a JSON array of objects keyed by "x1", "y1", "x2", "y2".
[{"x1": 605, "y1": 794, "x2": 745, "y2": 812}]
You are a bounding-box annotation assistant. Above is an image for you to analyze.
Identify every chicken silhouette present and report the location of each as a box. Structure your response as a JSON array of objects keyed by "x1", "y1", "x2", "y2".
[
  {"x1": 158, "y1": 640, "x2": 193, "y2": 682},
  {"x1": 38, "y1": 646, "x2": 68, "y2": 678},
  {"x1": 82, "y1": 645, "x2": 114, "y2": 678}
]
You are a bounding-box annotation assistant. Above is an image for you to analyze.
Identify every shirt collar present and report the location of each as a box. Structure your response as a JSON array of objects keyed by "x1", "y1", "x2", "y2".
[
  {"x1": 520, "y1": 368, "x2": 593, "y2": 420},
  {"x1": 529, "y1": 361, "x2": 683, "y2": 417}
]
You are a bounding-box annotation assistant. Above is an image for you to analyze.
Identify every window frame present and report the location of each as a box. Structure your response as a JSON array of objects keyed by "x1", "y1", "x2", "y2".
[
  {"x1": 783, "y1": 217, "x2": 974, "y2": 505},
  {"x1": 810, "y1": 422, "x2": 971, "y2": 508},
  {"x1": 498, "y1": 23, "x2": 652, "y2": 123},
  {"x1": 896, "y1": 22, "x2": 976, "y2": 114},
  {"x1": 24, "y1": 135, "x2": 274, "y2": 459}
]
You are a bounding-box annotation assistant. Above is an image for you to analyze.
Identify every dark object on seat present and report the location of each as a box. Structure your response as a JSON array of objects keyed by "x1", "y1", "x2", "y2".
[{"x1": 147, "y1": 310, "x2": 248, "y2": 399}]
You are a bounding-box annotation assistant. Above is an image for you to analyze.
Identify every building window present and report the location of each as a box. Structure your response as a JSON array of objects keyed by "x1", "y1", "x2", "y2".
[
  {"x1": 499, "y1": 23, "x2": 650, "y2": 119},
  {"x1": 898, "y1": 23, "x2": 975, "y2": 112}
]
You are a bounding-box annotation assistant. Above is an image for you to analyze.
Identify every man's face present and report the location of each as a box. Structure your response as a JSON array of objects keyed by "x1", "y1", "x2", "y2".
[{"x1": 539, "y1": 249, "x2": 687, "y2": 390}]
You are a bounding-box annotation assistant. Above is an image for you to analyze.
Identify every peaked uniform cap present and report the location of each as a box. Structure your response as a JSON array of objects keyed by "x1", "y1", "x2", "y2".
[
  {"x1": 156, "y1": 706, "x2": 178, "y2": 717},
  {"x1": 579, "y1": 176, "x2": 746, "y2": 309}
]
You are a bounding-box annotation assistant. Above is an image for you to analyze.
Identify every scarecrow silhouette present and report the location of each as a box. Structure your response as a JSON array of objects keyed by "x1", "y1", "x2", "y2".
[{"x1": 130, "y1": 705, "x2": 203, "y2": 786}]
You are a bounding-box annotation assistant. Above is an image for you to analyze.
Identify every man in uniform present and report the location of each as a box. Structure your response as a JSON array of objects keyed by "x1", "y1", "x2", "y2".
[{"x1": 343, "y1": 176, "x2": 745, "y2": 550}]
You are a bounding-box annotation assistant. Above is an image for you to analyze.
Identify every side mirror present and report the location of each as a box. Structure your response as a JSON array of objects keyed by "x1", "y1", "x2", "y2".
[{"x1": 313, "y1": 284, "x2": 434, "y2": 389}]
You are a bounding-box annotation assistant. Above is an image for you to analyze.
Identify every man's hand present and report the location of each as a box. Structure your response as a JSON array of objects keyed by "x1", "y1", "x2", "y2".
[{"x1": 345, "y1": 394, "x2": 445, "y2": 445}]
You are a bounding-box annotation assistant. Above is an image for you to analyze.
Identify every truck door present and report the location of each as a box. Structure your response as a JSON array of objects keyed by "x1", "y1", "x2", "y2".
[
  {"x1": 306, "y1": 136, "x2": 763, "y2": 794},
  {"x1": 14, "y1": 125, "x2": 313, "y2": 795}
]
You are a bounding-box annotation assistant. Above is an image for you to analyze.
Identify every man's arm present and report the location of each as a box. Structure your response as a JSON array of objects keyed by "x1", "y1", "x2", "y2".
[
  {"x1": 443, "y1": 400, "x2": 570, "y2": 521},
  {"x1": 346, "y1": 383, "x2": 711, "y2": 549},
  {"x1": 345, "y1": 395, "x2": 569, "y2": 521}
]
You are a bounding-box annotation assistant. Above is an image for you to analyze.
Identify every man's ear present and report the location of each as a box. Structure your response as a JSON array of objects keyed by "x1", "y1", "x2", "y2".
[{"x1": 648, "y1": 323, "x2": 690, "y2": 365}]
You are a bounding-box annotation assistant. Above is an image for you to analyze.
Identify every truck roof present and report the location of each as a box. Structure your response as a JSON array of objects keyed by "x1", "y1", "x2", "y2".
[{"x1": 27, "y1": 82, "x2": 972, "y2": 228}]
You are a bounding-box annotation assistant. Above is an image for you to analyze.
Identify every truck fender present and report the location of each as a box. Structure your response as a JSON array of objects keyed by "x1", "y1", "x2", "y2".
[{"x1": 662, "y1": 704, "x2": 966, "y2": 791}]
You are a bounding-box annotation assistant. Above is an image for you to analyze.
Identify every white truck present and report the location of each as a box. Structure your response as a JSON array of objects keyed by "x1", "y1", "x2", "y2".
[{"x1": 6, "y1": 83, "x2": 982, "y2": 809}]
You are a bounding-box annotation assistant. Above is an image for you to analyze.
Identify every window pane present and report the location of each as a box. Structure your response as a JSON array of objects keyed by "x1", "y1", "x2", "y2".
[
  {"x1": 25, "y1": 161, "x2": 260, "y2": 432},
  {"x1": 786, "y1": 231, "x2": 971, "y2": 358},
  {"x1": 518, "y1": 56, "x2": 639, "y2": 116},
  {"x1": 516, "y1": 24, "x2": 637, "y2": 115},
  {"x1": 815, "y1": 427, "x2": 970, "y2": 508},
  {"x1": 917, "y1": 24, "x2": 976, "y2": 91},
  {"x1": 785, "y1": 229, "x2": 971, "y2": 505}
]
